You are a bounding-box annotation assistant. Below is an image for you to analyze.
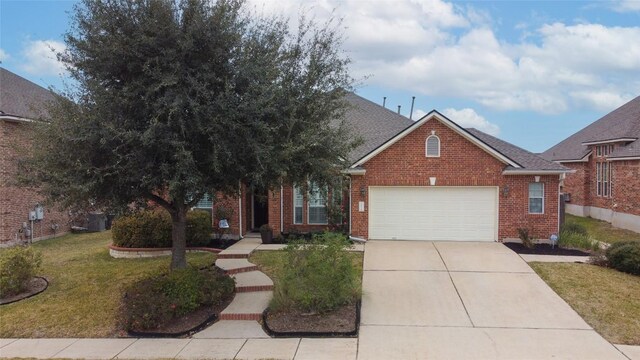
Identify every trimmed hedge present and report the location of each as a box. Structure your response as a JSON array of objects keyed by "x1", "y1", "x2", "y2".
[
  {"x1": 111, "y1": 209, "x2": 212, "y2": 248},
  {"x1": 606, "y1": 241, "x2": 640, "y2": 275},
  {"x1": 119, "y1": 267, "x2": 234, "y2": 331},
  {"x1": 0, "y1": 246, "x2": 43, "y2": 297}
]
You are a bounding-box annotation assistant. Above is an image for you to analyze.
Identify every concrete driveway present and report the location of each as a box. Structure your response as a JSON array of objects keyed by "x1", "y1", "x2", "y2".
[{"x1": 358, "y1": 241, "x2": 627, "y2": 360}]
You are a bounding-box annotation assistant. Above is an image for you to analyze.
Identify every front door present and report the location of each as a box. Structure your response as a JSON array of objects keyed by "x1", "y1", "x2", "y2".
[{"x1": 252, "y1": 190, "x2": 269, "y2": 230}]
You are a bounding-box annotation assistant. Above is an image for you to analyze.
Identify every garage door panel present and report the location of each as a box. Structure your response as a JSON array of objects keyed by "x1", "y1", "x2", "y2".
[{"x1": 369, "y1": 187, "x2": 497, "y2": 241}]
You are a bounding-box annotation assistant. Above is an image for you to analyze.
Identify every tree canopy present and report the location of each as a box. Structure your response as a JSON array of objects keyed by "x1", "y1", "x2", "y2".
[{"x1": 24, "y1": 0, "x2": 357, "y2": 269}]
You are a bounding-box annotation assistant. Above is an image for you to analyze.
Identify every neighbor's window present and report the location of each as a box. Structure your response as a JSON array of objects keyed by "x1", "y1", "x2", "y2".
[
  {"x1": 603, "y1": 162, "x2": 609, "y2": 197},
  {"x1": 426, "y1": 135, "x2": 440, "y2": 157},
  {"x1": 528, "y1": 183, "x2": 544, "y2": 214},
  {"x1": 293, "y1": 185, "x2": 303, "y2": 224},
  {"x1": 596, "y1": 162, "x2": 612, "y2": 198},
  {"x1": 596, "y1": 162, "x2": 602, "y2": 196},
  {"x1": 308, "y1": 182, "x2": 328, "y2": 224}
]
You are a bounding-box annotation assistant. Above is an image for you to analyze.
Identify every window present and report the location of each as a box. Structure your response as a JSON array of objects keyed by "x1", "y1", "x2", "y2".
[
  {"x1": 603, "y1": 162, "x2": 609, "y2": 197},
  {"x1": 194, "y1": 193, "x2": 213, "y2": 224},
  {"x1": 426, "y1": 135, "x2": 440, "y2": 157},
  {"x1": 528, "y1": 183, "x2": 544, "y2": 214},
  {"x1": 596, "y1": 162, "x2": 602, "y2": 196},
  {"x1": 308, "y1": 182, "x2": 328, "y2": 224},
  {"x1": 293, "y1": 185, "x2": 303, "y2": 224},
  {"x1": 596, "y1": 162, "x2": 612, "y2": 198},
  {"x1": 596, "y1": 145, "x2": 602, "y2": 157}
]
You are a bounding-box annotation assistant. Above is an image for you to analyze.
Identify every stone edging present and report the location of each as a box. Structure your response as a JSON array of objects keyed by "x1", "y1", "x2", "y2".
[{"x1": 108, "y1": 245, "x2": 222, "y2": 259}]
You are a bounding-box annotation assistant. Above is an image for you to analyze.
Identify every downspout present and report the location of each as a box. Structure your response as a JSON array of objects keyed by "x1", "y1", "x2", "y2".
[
  {"x1": 280, "y1": 184, "x2": 284, "y2": 233},
  {"x1": 238, "y1": 181, "x2": 243, "y2": 239}
]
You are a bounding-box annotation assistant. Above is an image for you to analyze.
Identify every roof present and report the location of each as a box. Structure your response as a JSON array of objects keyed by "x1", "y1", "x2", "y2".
[
  {"x1": 343, "y1": 92, "x2": 413, "y2": 163},
  {"x1": 541, "y1": 96, "x2": 640, "y2": 161},
  {"x1": 0, "y1": 67, "x2": 55, "y2": 120},
  {"x1": 344, "y1": 97, "x2": 567, "y2": 173},
  {"x1": 466, "y1": 128, "x2": 568, "y2": 172}
]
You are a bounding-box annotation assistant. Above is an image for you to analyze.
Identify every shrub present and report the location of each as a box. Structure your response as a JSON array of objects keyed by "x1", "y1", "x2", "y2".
[
  {"x1": 560, "y1": 220, "x2": 599, "y2": 251},
  {"x1": 186, "y1": 210, "x2": 213, "y2": 247},
  {"x1": 0, "y1": 246, "x2": 43, "y2": 297},
  {"x1": 517, "y1": 228, "x2": 535, "y2": 249},
  {"x1": 272, "y1": 232, "x2": 360, "y2": 314},
  {"x1": 559, "y1": 228, "x2": 599, "y2": 251},
  {"x1": 606, "y1": 241, "x2": 640, "y2": 275},
  {"x1": 112, "y1": 209, "x2": 212, "y2": 248},
  {"x1": 120, "y1": 267, "x2": 234, "y2": 331},
  {"x1": 560, "y1": 222, "x2": 588, "y2": 236}
]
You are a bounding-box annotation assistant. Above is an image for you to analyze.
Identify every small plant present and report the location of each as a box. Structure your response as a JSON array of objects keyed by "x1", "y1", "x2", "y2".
[
  {"x1": 272, "y1": 232, "x2": 360, "y2": 314},
  {"x1": 517, "y1": 227, "x2": 535, "y2": 249},
  {"x1": 0, "y1": 246, "x2": 43, "y2": 297},
  {"x1": 560, "y1": 222, "x2": 588, "y2": 236},
  {"x1": 606, "y1": 241, "x2": 640, "y2": 275},
  {"x1": 119, "y1": 267, "x2": 234, "y2": 331}
]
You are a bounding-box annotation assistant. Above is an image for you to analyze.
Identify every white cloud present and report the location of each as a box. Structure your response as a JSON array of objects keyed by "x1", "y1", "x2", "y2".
[
  {"x1": 20, "y1": 40, "x2": 66, "y2": 76},
  {"x1": 441, "y1": 108, "x2": 500, "y2": 136},
  {"x1": 244, "y1": 1, "x2": 640, "y2": 114},
  {"x1": 612, "y1": 0, "x2": 640, "y2": 12},
  {"x1": 0, "y1": 48, "x2": 8, "y2": 62}
]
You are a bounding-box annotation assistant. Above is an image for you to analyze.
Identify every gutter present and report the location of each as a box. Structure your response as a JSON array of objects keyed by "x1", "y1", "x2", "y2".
[
  {"x1": 607, "y1": 156, "x2": 640, "y2": 161},
  {"x1": 502, "y1": 169, "x2": 575, "y2": 175},
  {"x1": 342, "y1": 168, "x2": 366, "y2": 176}
]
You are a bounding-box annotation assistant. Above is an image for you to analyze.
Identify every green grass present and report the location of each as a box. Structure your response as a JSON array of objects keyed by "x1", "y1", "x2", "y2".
[
  {"x1": 0, "y1": 231, "x2": 215, "y2": 338},
  {"x1": 565, "y1": 214, "x2": 640, "y2": 245},
  {"x1": 531, "y1": 262, "x2": 640, "y2": 345}
]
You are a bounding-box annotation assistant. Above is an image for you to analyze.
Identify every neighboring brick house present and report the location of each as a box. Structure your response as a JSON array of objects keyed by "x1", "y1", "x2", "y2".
[
  {"x1": 542, "y1": 96, "x2": 640, "y2": 233},
  {"x1": 214, "y1": 93, "x2": 569, "y2": 242},
  {"x1": 1, "y1": 68, "x2": 71, "y2": 245}
]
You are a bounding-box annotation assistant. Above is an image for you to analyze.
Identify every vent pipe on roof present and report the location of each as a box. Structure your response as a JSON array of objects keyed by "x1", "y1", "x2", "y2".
[
  {"x1": 397, "y1": 105, "x2": 401, "y2": 114},
  {"x1": 383, "y1": 97, "x2": 387, "y2": 108},
  {"x1": 409, "y1": 96, "x2": 416, "y2": 120}
]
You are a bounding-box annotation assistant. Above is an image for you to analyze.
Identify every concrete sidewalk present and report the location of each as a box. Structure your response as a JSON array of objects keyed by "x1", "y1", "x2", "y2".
[{"x1": 0, "y1": 337, "x2": 358, "y2": 360}]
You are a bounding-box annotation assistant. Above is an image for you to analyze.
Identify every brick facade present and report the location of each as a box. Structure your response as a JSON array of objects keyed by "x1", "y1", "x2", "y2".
[
  {"x1": 1, "y1": 120, "x2": 71, "y2": 245},
  {"x1": 348, "y1": 119, "x2": 559, "y2": 241},
  {"x1": 221, "y1": 117, "x2": 561, "y2": 242},
  {"x1": 562, "y1": 145, "x2": 640, "y2": 217}
]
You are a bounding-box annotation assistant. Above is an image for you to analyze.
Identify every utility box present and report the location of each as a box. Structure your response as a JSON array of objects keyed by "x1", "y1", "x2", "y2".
[{"x1": 87, "y1": 212, "x2": 106, "y2": 232}]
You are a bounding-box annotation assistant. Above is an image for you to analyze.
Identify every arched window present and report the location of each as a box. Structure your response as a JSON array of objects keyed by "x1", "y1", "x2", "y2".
[{"x1": 426, "y1": 135, "x2": 440, "y2": 157}]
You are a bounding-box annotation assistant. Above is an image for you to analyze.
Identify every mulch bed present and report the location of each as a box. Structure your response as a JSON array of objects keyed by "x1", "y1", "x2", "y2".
[
  {"x1": 504, "y1": 242, "x2": 591, "y2": 256},
  {"x1": 207, "y1": 238, "x2": 239, "y2": 249},
  {"x1": 0, "y1": 276, "x2": 49, "y2": 305},
  {"x1": 263, "y1": 302, "x2": 359, "y2": 337},
  {"x1": 127, "y1": 291, "x2": 235, "y2": 338}
]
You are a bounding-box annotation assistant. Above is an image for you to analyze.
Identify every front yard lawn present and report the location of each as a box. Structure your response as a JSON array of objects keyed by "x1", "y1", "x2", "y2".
[
  {"x1": 565, "y1": 214, "x2": 640, "y2": 245},
  {"x1": 531, "y1": 262, "x2": 640, "y2": 345},
  {"x1": 0, "y1": 231, "x2": 215, "y2": 338}
]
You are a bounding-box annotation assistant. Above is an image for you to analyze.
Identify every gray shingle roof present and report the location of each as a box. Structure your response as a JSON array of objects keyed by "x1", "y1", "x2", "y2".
[
  {"x1": 541, "y1": 96, "x2": 640, "y2": 161},
  {"x1": 0, "y1": 67, "x2": 55, "y2": 120},
  {"x1": 466, "y1": 128, "x2": 568, "y2": 171},
  {"x1": 344, "y1": 92, "x2": 413, "y2": 163},
  {"x1": 345, "y1": 93, "x2": 566, "y2": 172}
]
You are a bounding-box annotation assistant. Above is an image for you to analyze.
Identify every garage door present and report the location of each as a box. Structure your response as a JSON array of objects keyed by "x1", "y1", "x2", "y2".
[{"x1": 369, "y1": 187, "x2": 498, "y2": 241}]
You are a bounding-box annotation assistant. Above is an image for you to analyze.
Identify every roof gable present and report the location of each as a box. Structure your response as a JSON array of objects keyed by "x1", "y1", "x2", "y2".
[
  {"x1": 350, "y1": 110, "x2": 522, "y2": 169},
  {"x1": 542, "y1": 96, "x2": 640, "y2": 161}
]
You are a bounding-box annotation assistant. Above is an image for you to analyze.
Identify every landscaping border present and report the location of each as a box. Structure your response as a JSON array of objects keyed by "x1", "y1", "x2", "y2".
[
  {"x1": 0, "y1": 276, "x2": 49, "y2": 306},
  {"x1": 261, "y1": 301, "x2": 361, "y2": 338},
  {"x1": 108, "y1": 245, "x2": 222, "y2": 258},
  {"x1": 127, "y1": 313, "x2": 218, "y2": 338}
]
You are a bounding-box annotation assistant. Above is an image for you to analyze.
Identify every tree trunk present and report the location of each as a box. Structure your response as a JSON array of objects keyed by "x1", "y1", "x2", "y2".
[{"x1": 170, "y1": 205, "x2": 188, "y2": 270}]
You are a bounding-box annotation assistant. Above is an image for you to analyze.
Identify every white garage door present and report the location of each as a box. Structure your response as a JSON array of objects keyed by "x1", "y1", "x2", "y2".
[{"x1": 369, "y1": 186, "x2": 498, "y2": 241}]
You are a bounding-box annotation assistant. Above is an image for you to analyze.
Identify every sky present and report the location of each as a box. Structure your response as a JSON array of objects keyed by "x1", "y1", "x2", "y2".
[{"x1": 1, "y1": 0, "x2": 639, "y2": 153}]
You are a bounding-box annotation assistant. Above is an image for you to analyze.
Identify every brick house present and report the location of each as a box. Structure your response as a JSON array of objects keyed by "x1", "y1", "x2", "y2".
[
  {"x1": 213, "y1": 93, "x2": 569, "y2": 242},
  {"x1": 542, "y1": 96, "x2": 640, "y2": 233},
  {"x1": 0, "y1": 68, "x2": 71, "y2": 245}
]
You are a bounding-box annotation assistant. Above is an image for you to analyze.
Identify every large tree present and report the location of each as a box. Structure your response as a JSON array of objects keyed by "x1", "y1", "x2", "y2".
[{"x1": 24, "y1": 0, "x2": 357, "y2": 269}]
